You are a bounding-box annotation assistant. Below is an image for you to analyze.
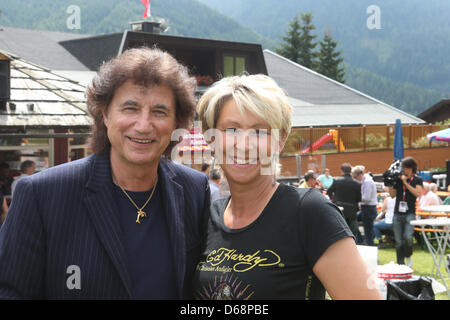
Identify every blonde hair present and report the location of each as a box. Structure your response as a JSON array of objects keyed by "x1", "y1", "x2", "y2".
[{"x1": 197, "y1": 74, "x2": 293, "y2": 138}]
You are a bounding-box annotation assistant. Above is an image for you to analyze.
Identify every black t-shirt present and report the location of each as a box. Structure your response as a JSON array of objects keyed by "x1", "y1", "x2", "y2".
[
  {"x1": 193, "y1": 184, "x2": 353, "y2": 300},
  {"x1": 113, "y1": 183, "x2": 178, "y2": 299},
  {"x1": 393, "y1": 175, "x2": 423, "y2": 215}
]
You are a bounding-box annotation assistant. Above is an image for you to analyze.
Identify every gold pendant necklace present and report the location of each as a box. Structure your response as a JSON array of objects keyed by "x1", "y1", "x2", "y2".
[{"x1": 117, "y1": 175, "x2": 158, "y2": 224}]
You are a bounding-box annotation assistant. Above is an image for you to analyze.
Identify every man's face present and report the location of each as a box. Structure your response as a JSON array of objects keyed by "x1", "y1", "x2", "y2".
[{"x1": 103, "y1": 80, "x2": 177, "y2": 170}]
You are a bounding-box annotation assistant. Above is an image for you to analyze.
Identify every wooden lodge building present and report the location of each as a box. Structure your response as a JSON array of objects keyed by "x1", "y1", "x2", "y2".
[{"x1": 0, "y1": 21, "x2": 448, "y2": 185}]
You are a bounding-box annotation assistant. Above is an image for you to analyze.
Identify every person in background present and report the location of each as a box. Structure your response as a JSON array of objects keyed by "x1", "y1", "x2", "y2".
[
  {"x1": 195, "y1": 74, "x2": 381, "y2": 300},
  {"x1": 327, "y1": 163, "x2": 362, "y2": 242},
  {"x1": 429, "y1": 183, "x2": 443, "y2": 205},
  {"x1": 388, "y1": 156, "x2": 423, "y2": 267},
  {"x1": 0, "y1": 189, "x2": 8, "y2": 226},
  {"x1": 0, "y1": 162, "x2": 13, "y2": 197},
  {"x1": 352, "y1": 165, "x2": 378, "y2": 246},
  {"x1": 299, "y1": 170, "x2": 318, "y2": 188},
  {"x1": 373, "y1": 188, "x2": 395, "y2": 249},
  {"x1": 10, "y1": 160, "x2": 36, "y2": 199},
  {"x1": 318, "y1": 168, "x2": 333, "y2": 190},
  {"x1": 419, "y1": 182, "x2": 441, "y2": 208},
  {"x1": 200, "y1": 163, "x2": 211, "y2": 178},
  {"x1": 209, "y1": 168, "x2": 221, "y2": 202}
]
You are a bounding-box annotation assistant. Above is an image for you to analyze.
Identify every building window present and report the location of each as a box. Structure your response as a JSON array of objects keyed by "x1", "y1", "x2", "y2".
[{"x1": 223, "y1": 55, "x2": 246, "y2": 76}]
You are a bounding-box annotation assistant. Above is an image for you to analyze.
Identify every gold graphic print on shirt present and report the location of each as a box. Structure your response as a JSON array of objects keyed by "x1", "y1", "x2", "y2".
[{"x1": 195, "y1": 248, "x2": 282, "y2": 300}]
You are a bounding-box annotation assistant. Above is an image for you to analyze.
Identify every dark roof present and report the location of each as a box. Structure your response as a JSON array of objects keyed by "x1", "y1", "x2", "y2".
[
  {"x1": 264, "y1": 50, "x2": 425, "y2": 127},
  {"x1": 417, "y1": 99, "x2": 450, "y2": 123},
  {"x1": 0, "y1": 26, "x2": 92, "y2": 71},
  {"x1": 59, "y1": 33, "x2": 124, "y2": 71}
]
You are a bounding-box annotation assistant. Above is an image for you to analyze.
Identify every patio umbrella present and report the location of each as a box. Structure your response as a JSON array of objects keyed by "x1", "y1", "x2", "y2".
[
  {"x1": 427, "y1": 128, "x2": 450, "y2": 142},
  {"x1": 393, "y1": 119, "x2": 404, "y2": 161}
]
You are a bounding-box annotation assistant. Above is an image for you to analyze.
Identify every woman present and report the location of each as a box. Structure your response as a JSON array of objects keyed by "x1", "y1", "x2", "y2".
[
  {"x1": 373, "y1": 188, "x2": 395, "y2": 249},
  {"x1": 194, "y1": 74, "x2": 381, "y2": 300}
]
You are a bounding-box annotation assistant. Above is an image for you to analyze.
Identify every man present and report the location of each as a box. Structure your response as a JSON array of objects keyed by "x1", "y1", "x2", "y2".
[
  {"x1": 327, "y1": 163, "x2": 362, "y2": 241},
  {"x1": 388, "y1": 156, "x2": 423, "y2": 267},
  {"x1": 10, "y1": 160, "x2": 36, "y2": 199},
  {"x1": 200, "y1": 163, "x2": 211, "y2": 177},
  {"x1": 317, "y1": 168, "x2": 333, "y2": 190},
  {"x1": 0, "y1": 162, "x2": 13, "y2": 197},
  {"x1": 299, "y1": 170, "x2": 317, "y2": 188},
  {"x1": 352, "y1": 165, "x2": 378, "y2": 246},
  {"x1": 0, "y1": 48, "x2": 210, "y2": 299},
  {"x1": 209, "y1": 168, "x2": 221, "y2": 202}
]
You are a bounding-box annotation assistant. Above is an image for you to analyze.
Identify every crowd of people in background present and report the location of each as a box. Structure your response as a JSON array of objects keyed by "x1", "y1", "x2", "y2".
[{"x1": 261, "y1": 156, "x2": 446, "y2": 267}]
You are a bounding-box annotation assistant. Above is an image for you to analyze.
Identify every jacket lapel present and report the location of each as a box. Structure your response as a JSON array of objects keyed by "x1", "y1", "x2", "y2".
[
  {"x1": 83, "y1": 154, "x2": 133, "y2": 298},
  {"x1": 158, "y1": 160, "x2": 186, "y2": 299}
]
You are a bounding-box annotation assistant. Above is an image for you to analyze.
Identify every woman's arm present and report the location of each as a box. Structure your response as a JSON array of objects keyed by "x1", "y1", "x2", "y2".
[{"x1": 313, "y1": 237, "x2": 382, "y2": 300}]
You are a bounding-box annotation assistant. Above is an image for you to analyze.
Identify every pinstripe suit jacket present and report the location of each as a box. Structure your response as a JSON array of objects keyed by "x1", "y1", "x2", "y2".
[{"x1": 0, "y1": 153, "x2": 210, "y2": 299}]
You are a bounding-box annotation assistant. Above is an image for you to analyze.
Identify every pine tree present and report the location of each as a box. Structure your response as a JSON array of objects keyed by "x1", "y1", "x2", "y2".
[
  {"x1": 317, "y1": 30, "x2": 345, "y2": 83},
  {"x1": 275, "y1": 14, "x2": 303, "y2": 64},
  {"x1": 298, "y1": 13, "x2": 317, "y2": 70},
  {"x1": 275, "y1": 12, "x2": 318, "y2": 69}
]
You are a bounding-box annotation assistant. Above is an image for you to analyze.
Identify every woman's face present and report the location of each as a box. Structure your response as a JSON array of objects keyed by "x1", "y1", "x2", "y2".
[{"x1": 214, "y1": 99, "x2": 283, "y2": 186}]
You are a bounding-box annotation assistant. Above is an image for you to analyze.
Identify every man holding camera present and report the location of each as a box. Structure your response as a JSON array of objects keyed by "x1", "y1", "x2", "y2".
[{"x1": 388, "y1": 157, "x2": 423, "y2": 267}]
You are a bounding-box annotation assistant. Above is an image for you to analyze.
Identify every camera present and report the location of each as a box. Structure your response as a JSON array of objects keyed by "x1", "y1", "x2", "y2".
[{"x1": 383, "y1": 160, "x2": 402, "y2": 187}]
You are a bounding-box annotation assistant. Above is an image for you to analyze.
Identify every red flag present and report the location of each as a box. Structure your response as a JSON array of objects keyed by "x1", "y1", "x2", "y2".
[{"x1": 140, "y1": 0, "x2": 151, "y2": 18}]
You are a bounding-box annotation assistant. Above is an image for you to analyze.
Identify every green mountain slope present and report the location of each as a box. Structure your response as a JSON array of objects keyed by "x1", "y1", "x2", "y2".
[
  {"x1": 1, "y1": 0, "x2": 447, "y2": 115},
  {"x1": 0, "y1": 0, "x2": 276, "y2": 47}
]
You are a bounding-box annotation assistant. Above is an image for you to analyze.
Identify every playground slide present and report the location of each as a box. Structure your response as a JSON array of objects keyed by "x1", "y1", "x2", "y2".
[
  {"x1": 300, "y1": 130, "x2": 345, "y2": 154},
  {"x1": 301, "y1": 133, "x2": 333, "y2": 154}
]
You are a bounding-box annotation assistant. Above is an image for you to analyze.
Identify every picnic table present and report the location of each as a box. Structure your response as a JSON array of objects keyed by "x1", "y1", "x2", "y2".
[{"x1": 410, "y1": 217, "x2": 450, "y2": 298}]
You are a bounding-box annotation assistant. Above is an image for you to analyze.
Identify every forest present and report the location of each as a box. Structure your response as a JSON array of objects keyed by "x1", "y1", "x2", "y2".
[{"x1": 1, "y1": 0, "x2": 448, "y2": 115}]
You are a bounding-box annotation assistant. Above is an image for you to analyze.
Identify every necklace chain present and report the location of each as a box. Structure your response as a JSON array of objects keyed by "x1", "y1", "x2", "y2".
[{"x1": 117, "y1": 175, "x2": 158, "y2": 224}]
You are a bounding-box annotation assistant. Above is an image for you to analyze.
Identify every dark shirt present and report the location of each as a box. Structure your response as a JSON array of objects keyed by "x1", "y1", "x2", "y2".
[
  {"x1": 113, "y1": 183, "x2": 177, "y2": 299},
  {"x1": 393, "y1": 175, "x2": 423, "y2": 215},
  {"x1": 193, "y1": 184, "x2": 353, "y2": 300},
  {"x1": 327, "y1": 174, "x2": 362, "y2": 220}
]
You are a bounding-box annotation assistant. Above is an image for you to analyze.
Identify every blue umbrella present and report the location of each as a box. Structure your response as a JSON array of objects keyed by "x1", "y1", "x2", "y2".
[{"x1": 393, "y1": 119, "x2": 404, "y2": 160}]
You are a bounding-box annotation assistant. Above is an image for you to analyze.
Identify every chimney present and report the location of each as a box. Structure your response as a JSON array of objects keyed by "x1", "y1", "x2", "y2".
[
  {"x1": 129, "y1": 20, "x2": 162, "y2": 34},
  {"x1": 0, "y1": 59, "x2": 10, "y2": 112}
]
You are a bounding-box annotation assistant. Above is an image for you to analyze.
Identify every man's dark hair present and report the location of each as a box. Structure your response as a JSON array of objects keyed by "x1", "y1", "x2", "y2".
[
  {"x1": 20, "y1": 160, "x2": 35, "y2": 173},
  {"x1": 401, "y1": 156, "x2": 418, "y2": 174},
  {"x1": 86, "y1": 46, "x2": 197, "y2": 156},
  {"x1": 304, "y1": 170, "x2": 315, "y2": 181},
  {"x1": 201, "y1": 163, "x2": 210, "y2": 172},
  {"x1": 341, "y1": 163, "x2": 352, "y2": 174}
]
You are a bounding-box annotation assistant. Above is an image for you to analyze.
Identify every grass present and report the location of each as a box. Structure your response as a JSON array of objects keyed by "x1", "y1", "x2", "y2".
[{"x1": 377, "y1": 240, "x2": 450, "y2": 300}]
